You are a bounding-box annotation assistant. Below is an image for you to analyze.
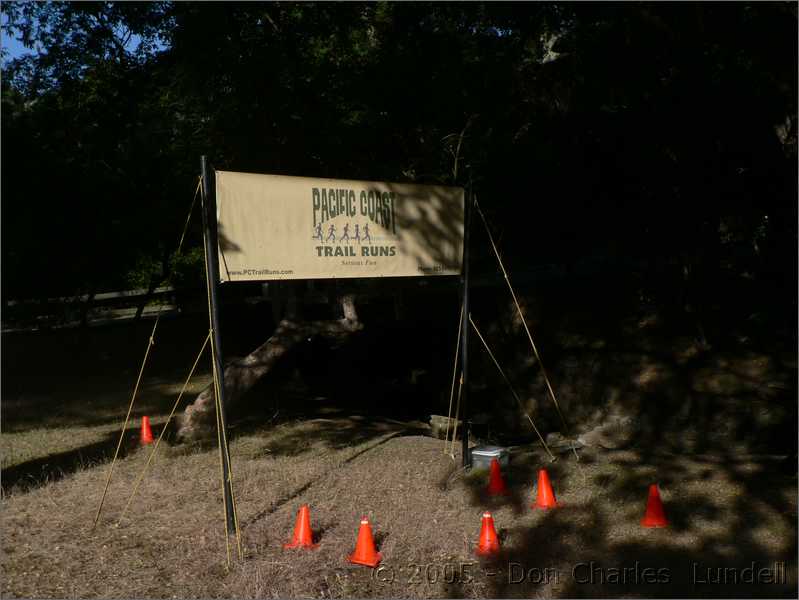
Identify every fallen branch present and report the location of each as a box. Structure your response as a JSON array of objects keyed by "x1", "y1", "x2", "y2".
[{"x1": 176, "y1": 301, "x2": 362, "y2": 442}]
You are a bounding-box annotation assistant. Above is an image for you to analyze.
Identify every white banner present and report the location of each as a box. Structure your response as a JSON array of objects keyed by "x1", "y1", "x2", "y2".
[{"x1": 215, "y1": 170, "x2": 464, "y2": 281}]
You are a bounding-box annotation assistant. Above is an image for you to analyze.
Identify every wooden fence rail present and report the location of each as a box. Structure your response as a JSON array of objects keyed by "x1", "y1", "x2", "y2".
[{"x1": 2, "y1": 286, "x2": 181, "y2": 332}]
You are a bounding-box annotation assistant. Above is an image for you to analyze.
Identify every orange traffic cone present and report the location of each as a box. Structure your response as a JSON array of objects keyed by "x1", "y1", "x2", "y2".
[
  {"x1": 475, "y1": 512, "x2": 501, "y2": 556},
  {"x1": 348, "y1": 517, "x2": 382, "y2": 567},
  {"x1": 531, "y1": 469, "x2": 558, "y2": 509},
  {"x1": 641, "y1": 484, "x2": 668, "y2": 528},
  {"x1": 140, "y1": 416, "x2": 154, "y2": 444},
  {"x1": 284, "y1": 505, "x2": 318, "y2": 549},
  {"x1": 486, "y1": 458, "x2": 509, "y2": 496}
]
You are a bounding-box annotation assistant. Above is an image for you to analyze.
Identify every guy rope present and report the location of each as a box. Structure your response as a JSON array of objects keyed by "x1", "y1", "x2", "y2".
[
  {"x1": 443, "y1": 302, "x2": 464, "y2": 458},
  {"x1": 474, "y1": 197, "x2": 580, "y2": 461},
  {"x1": 92, "y1": 177, "x2": 203, "y2": 530},
  {"x1": 469, "y1": 315, "x2": 556, "y2": 462},
  {"x1": 92, "y1": 175, "x2": 243, "y2": 568}
]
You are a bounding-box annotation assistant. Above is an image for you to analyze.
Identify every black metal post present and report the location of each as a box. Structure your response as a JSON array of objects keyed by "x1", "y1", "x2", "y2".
[
  {"x1": 200, "y1": 156, "x2": 237, "y2": 533},
  {"x1": 461, "y1": 187, "x2": 472, "y2": 468}
]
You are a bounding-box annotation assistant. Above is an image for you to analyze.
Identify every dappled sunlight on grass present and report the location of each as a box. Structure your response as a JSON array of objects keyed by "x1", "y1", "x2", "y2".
[{"x1": 2, "y1": 412, "x2": 796, "y2": 598}]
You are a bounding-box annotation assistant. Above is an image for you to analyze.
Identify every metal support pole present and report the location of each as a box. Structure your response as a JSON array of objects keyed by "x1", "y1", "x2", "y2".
[
  {"x1": 200, "y1": 156, "x2": 237, "y2": 533},
  {"x1": 460, "y1": 188, "x2": 472, "y2": 468}
]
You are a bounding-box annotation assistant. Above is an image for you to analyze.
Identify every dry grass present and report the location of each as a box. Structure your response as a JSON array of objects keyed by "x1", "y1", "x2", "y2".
[
  {"x1": 2, "y1": 418, "x2": 797, "y2": 599},
  {"x1": 2, "y1": 308, "x2": 796, "y2": 598}
]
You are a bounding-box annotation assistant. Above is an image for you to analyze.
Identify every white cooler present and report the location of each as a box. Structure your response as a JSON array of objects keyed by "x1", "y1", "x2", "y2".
[{"x1": 469, "y1": 445, "x2": 509, "y2": 469}]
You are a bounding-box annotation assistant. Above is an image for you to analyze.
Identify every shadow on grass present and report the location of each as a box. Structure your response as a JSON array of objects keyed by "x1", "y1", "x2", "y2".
[
  {"x1": 0, "y1": 422, "x2": 177, "y2": 494},
  {"x1": 456, "y1": 448, "x2": 797, "y2": 599},
  {"x1": 240, "y1": 427, "x2": 424, "y2": 529}
]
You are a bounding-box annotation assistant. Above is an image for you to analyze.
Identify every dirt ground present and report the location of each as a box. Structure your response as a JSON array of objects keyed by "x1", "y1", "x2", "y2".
[{"x1": 1, "y1": 300, "x2": 797, "y2": 599}]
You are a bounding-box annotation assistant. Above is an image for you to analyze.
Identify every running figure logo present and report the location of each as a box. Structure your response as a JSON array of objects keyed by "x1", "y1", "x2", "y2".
[{"x1": 313, "y1": 222, "x2": 372, "y2": 244}]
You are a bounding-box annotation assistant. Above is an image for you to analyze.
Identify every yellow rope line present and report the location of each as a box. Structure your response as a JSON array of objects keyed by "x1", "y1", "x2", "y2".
[
  {"x1": 211, "y1": 357, "x2": 232, "y2": 570},
  {"x1": 93, "y1": 318, "x2": 159, "y2": 528},
  {"x1": 207, "y1": 328, "x2": 243, "y2": 559},
  {"x1": 223, "y1": 414, "x2": 244, "y2": 560},
  {"x1": 474, "y1": 198, "x2": 579, "y2": 461},
  {"x1": 469, "y1": 314, "x2": 556, "y2": 462},
  {"x1": 228, "y1": 464, "x2": 244, "y2": 560},
  {"x1": 116, "y1": 331, "x2": 211, "y2": 525},
  {"x1": 212, "y1": 367, "x2": 243, "y2": 560},
  {"x1": 449, "y1": 375, "x2": 464, "y2": 458},
  {"x1": 177, "y1": 177, "x2": 202, "y2": 256},
  {"x1": 443, "y1": 302, "x2": 464, "y2": 452},
  {"x1": 200, "y1": 194, "x2": 233, "y2": 570},
  {"x1": 94, "y1": 176, "x2": 208, "y2": 529},
  {"x1": 202, "y1": 198, "x2": 243, "y2": 559},
  {"x1": 203, "y1": 213, "x2": 230, "y2": 570}
]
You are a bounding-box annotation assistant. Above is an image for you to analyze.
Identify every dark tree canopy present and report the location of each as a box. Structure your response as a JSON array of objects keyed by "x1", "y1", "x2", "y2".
[{"x1": 2, "y1": 2, "x2": 796, "y2": 305}]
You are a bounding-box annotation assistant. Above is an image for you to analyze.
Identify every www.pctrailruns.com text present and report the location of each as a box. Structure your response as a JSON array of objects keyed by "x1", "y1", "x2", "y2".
[{"x1": 229, "y1": 268, "x2": 294, "y2": 276}]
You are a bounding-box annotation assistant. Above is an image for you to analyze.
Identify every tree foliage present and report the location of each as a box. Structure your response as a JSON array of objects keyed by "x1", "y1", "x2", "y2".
[{"x1": 2, "y1": 2, "x2": 796, "y2": 306}]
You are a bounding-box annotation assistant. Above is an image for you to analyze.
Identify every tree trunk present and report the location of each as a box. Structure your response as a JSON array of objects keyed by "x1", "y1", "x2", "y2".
[
  {"x1": 134, "y1": 277, "x2": 159, "y2": 321},
  {"x1": 176, "y1": 294, "x2": 362, "y2": 441}
]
